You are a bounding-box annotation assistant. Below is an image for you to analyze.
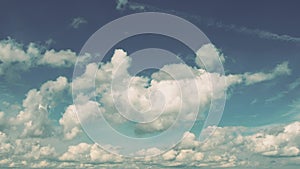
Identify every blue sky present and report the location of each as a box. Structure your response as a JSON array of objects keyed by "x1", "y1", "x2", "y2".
[{"x1": 0, "y1": 0, "x2": 300, "y2": 168}]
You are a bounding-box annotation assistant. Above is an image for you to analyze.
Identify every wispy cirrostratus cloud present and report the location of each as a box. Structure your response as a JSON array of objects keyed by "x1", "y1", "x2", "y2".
[
  {"x1": 210, "y1": 22, "x2": 300, "y2": 43},
  {"x1": 70, "y1": 17, "x2": 87, "y2": 29},
  {"x1": 266, "y1": 77, "x2": 300, "y2": 103},
  {"x1": 117, "y1": 1, "x2": 300, "y2": 43}
]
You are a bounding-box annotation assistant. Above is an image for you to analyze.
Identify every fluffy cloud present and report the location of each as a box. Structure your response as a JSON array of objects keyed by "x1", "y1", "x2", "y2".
[
  {"x1": 247, "y1": 121, "x2": 300, "y2": 157},
  {"x1": 0, "y1": 39, "x2": 32, "y2": 80},
  {"x1": 37, "y1": 49, "x2": 77, "y2": 67},
  {"x1": 59, "y1": 143, "x2": 122, "y2": 163},
  {"x1": 1, "y1": 38, "x2": 297, "y2": 168},
  {"x1": 9, "y1": 76, "x2": 70, "y2": 138},
  {"x1": 0, "y1": 132, "x2": 58, "y2": 168},
  {"x1": 2, "y1": 105, "x2": 300, "y2": 168},
  {"x1": 73, "y1": 47, "x2": 290, "y2": 135},
  {"x1": 60, "y1": 121, "x2": 297, "y2": 168},
  {"x1": 196, "y1": 43, "x2": 225, "y2": 70},
  {"x1": 144, "y1": 122, "x2": 300, "y2": 168},
  {"x1": 59, "y1": 105, "x2": 81, "y2": 140},
  {"x1": 0, "y1": 38, "x2": 89, "y2": 79}
]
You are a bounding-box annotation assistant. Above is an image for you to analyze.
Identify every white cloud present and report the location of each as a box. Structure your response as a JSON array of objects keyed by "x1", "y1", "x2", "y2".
[
  {"x1": 2, "y1": 111, "x2": 300, "y2": 168},
  {"x1": 59, "y1": 105, "x2": 81, "y2": 140},
  {"x1": 0, "y1": 135, "x2": 58, "y2": 168},
  {"x1": 0, "y1": 131, "x2": 13, "y2": 155},
  {"x1": 0, "y1": 38, "x2": 90, "y2": 79},
  {"x1": 0, "y1": 38, "x2": 297, "y2": 168},
  {"x1": 0, "y1": 39, "x2": 32, "y2": 80},
  {"x1": 59, "y1": 143, "x2": 122, "y2": 163},
  {"x1": 247, "y1": 121, "x2": 300, "y2": 157},
  {"x1": 59, "y1": 142, "x2": 90, "y2": 161},
  {"x1": 72, "y1": 47, "x2": 290, "y2": 135},
  {"x1": 10, "y1": 76, "x2": 70, "y2": 138},
  {"x1": 70, "y1": 17, "x2": 87, "y2": 29},
  {"x1": 0, "y1": 111, "x2": 6, "y2": 130},
  {"x1": 196, "y1": 43, "x2": 225, "y2": 69},
  {"x1": 243, "y1": 61, "x2": 291, "y2": 85},
  {"x1": 37, "y1": 49, "x2": 77, "y2": 67}
]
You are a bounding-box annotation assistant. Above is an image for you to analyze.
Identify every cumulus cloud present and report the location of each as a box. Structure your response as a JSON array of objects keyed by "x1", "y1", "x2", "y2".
[
  {"x1": 59, "y1": 105, "x2": 81, "y2": 140},
  {"x1": 247, "y1": 122, "x2": 300, "y2": 157},
  {"x1": 0, "y1": 38, "x2": 90, "y2": 79},
  {"x1": 196, "y1": 43, "x2": 225, "y2": 69},
  {"x1": 0, "y1": 133, "x2": 58, "y2": 168},
  {"x1": 0, "y1": 38, "x2": 297, "y2": 168},
  {"x1": 37, "y1": 49, "x2": 77, "y2": 67},
  {"x1": 1, "y1": 96, "x2": 300, "y2": 168},
  {"x1": 9, "y1": 76, "x2": 70, "y2": 138},
  {"x1": 51, "y1": 121, "x2": 300, "y2": 168},
  {"x1": 72, "y1": 46, "x2": 290, "y2": 136},
  {"x1": 146, "y1": 122, "x2": 300, "y2": 168},
  {"x1": 0, "y1": 39, "x2": 32, "y2": 80},
  {"x1": 59, "y1": 143, "x2": 122, "y2": 163}
]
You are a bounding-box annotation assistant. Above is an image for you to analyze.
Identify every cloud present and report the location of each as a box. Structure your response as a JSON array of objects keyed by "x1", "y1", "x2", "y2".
[
  {"x1": 45, "y1": 38, "x2": 56, "y2": 47},
  {"x1": 37, "y1": 49, "x2": 77, "y2": 67},
  {"x1": 265, "y1": 77, "x2": 300, "y2": 103},
  {"x1": 289, "y1": 77, "x2": 300, "y2": 90},
  {"x1": 0, "y1": 134, "x2": 58, "y2": 168},
  {"x1": 59, "y1": 105, "x2": 81, "y2": 140},
  {"x1": 196, "y1": 43, "x2": 225, "y2": 69},
  {"x1": 74, "y1": 47, "x2": 289, "y2": 135},
  {"x1": 0, "y1": 111, "x2": 6, "y2": 130},
  {"x1": 116, "y1": 0, "x2": 128, "y2": 10},
  {"x1": 9, "y1": 76, "x2": 70, "y2": 138},
  {"x1": 214, "y1": 15, "x2": 299, "y2": 44},
  {"x1": 59, "y1": 143, "x2": 122, "y2": 163},
  {"x1": 21, "y1": 121, "x2": 294, "y2": 168},
  {"x1": 247, "y1": 122, "x2": 300, "y2": 157},
  {"x1": 0, "y1": 95, "x2": 300, "y2": 168},
  {"x1": 0, "y1": 38, "x2": 297, "y2": 168},
  {"x1": 70, "y1": 17, "x2": 87, "y2": 29},
  {"x1": 119, "y1": 1, "x2": 300, "y2": 43},
  {"x1": 0, "y1": 38, "x2": 92, "y2": 80},
  {"x1": 243, "y1": 61, "x2": 291, "y2": 85},
  {"x1": 116, "y1": 0, "x2": 145, "y2": 11},
  {"x1": 0, "y1": 39, "x2": 32, "y2": 80},
  {"x1": 283, "y1": 98, "x2": 300, "y2": 119}
]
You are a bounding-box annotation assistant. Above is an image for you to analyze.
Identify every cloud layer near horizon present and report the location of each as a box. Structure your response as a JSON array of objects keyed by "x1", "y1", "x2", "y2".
[{"x1": 0, "y1": 38, "x2": 298, "y2": 168}]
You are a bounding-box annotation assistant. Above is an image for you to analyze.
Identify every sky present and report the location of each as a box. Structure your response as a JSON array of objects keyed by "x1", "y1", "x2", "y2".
[{"x1": 0, "y1": 0, "x2": 300, "y2": 168}]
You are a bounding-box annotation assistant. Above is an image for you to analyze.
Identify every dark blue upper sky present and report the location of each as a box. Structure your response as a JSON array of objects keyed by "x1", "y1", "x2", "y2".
[{"x1": 1, "y1": 0, "x2": 299, "y2": 50}]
